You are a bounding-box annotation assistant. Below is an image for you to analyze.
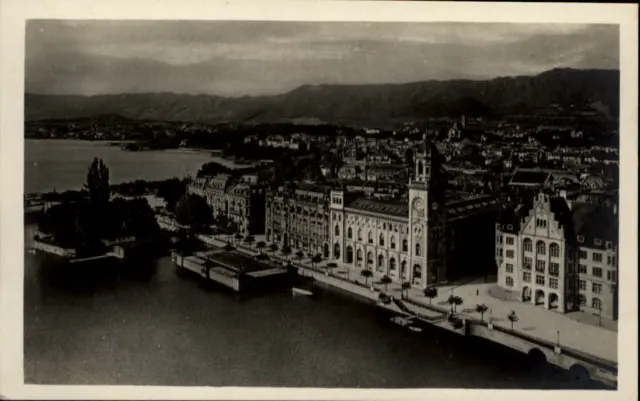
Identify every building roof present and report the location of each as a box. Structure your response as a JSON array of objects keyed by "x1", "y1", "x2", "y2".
[
  {"x1": 446, "y1": 195, "x2": 500, "y2": 221},
  {"x1": 508, "y1": 168, "x2": 552, "y2": 187},
  {"x1": 295, "y1": 183, "x2": 332, "y2": 195},
  {"x1": 346, "y1": 197, "x2": 409, "y2": 218},
  {"x1": 571, "y1": 202, "x2": 618, "y2": 248}
]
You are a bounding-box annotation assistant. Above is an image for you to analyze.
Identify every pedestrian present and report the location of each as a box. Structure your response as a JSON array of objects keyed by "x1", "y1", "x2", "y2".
[{"x1": 476, "y1": 289, "x2": 479, "y2": 296}]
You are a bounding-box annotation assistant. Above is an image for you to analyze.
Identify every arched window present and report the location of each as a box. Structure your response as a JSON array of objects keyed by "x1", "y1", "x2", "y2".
[
  {"x1": 356, "y1": 248, "x2": 363, "y2": 261},
  {"x1": 523, "y1": 238, "x2": 533, "y2": 252},
  {"x1": 357, "y1": 228, "x2": 362, "y2": 241},
  {"x1": 335, "y1": 225, "x2": 340, "y2": 236},
  {"x1": 368, "y1": 231, "x2": 373, "y2": 244},
  {"x1": 379, "y1": 233, "x2": 385, "y2": 246},
  {"x1": 389, "y1": 258, "x2": 397, "y2": 272},
  {"x1": 401, "y1": 261, "x2": 408, "y2": 278},
  {"x1": 347, "y1": 227, "x2": 353, "y2": 239},
  {"x1": 367, "y1": 251, "x2": 374, "y2": 266},
  {"x1": 536, "y1": 240, "x2": 546, "y2": 255},
  {"x1": 417, "y1": 161, "x2": 424, "y2": 175},
  {"x1": 346, "y1": 246, "x2": 353, "y2": 264},
  {"x1": 592, "y1": 297, "x2": 602, "y2": 310},
  {"x1": 402, "y1": 239, "x2": 408, "y2": 252},
  {"x1": 377, "y1": 254, "x2": 385, "y2": 272},
  {"x1": 415, "y1": 243, "x2": 421, "y2": 256},
  {"x1": 413, "y1": 264, "x2": 422, "y2": 278},
  {"x1": 549, "y1": 243, "x2": 560, "y2": 258},
  {"x1": 334, "y1": 243, "x2": 341, "y2": 259},
  {"x1": 506, "y1": 277, "x2": 514, "y2": 287},
  {"x1": 390, "y1": 236, "x2": 396, "y2": 250}
]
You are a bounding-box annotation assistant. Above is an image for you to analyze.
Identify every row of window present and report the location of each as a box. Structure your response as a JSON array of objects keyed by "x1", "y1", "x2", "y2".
[
  {"x1": 577, "y1": 265, "x2": 617, "y2": 281},
  {"x1": 338, "y1": 226, "x2": 421, "y2": 254},
  {"x1": 577, "y1": 236, "x2": 614, "y2": 249},
  {"x1": 518, "y1": 273, "x2": 560, "y2": 289},
  {"x1": 522, "y1": 239, "x2": 561, "y2": 257}
]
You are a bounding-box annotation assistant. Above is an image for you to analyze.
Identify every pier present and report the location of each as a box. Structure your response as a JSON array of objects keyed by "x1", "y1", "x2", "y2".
[{"x1": 172, "y1": 249, "x2": 291, "y2": 293}]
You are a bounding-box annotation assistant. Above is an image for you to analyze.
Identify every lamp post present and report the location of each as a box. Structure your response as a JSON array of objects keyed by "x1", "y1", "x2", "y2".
[{"x1": 556, "y1": 330, "x2": 560, "y2": 347}]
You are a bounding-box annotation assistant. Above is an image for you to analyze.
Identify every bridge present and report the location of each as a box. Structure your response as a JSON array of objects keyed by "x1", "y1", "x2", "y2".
[{"x1": 469, "y1": 321, "x2": 617, "y2": 387}]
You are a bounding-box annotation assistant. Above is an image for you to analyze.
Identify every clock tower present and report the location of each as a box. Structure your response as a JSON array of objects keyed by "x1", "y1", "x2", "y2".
[{"x1": 408, "y1": 136, "x2": 448, "y2": 289}]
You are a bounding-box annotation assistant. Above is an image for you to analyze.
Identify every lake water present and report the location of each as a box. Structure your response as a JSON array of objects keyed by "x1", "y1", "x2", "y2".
[
  {"x1": 25, "y1": 139, "x2": 225, "y2": 193},
  {"x1": 23, "y1": 140, "x2": 607, "y2": 388},
  {"x1": 23, "y1": 252, "x2": 607, "y2": 388}
]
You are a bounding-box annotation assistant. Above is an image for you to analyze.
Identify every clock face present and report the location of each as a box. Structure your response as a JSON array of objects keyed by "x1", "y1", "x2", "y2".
[{"x1": 412, "y1": 198, "x2": 424, "y2": 212}]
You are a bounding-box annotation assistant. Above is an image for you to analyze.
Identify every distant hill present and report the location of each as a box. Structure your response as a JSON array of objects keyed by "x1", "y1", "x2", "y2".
[{"x1": 25, "y1": 68, "x2": 619, "y2": 126}]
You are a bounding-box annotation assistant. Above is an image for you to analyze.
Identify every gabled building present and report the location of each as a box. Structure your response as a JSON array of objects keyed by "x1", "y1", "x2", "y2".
[{"x1": 496, "y1": 193, "x2": 618, "y2": 320}]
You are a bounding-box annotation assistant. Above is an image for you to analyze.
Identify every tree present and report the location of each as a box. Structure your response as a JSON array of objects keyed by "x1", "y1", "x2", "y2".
[
  {"x1": 256, "y1": 240, "x2": 266, "y2": 254},
  {"x1": 448, "y1": 295, "x2": 463, "y2": 313},
  {"x1": 156, "y1": 178, "x2": 186, "y2": 212},
  {"x1": 281, "y1": 244, "x2": 292, "y2": 259},
  {"x1": 326, "y1": 262, "x2": 337, "y2": 277},
  {"x1": 234, "y1": 233, "x2": 243, "y2": 244},
  {"x1": 175, "y1": 194, "x2": 214, "y2": 235},
  {"x1": 507, "y1": 310, "x2": 519, "y2": 330},
  {"x1": 244, "y1": 235, "x2": 256, "y2": 247},
  {"x1": 453, "y1": 296, "x2": 464, "y2": 313},
  {"x1": 295, "y1": 250, "x2": 304, "y2": 263},
  {"x1": 401, "y1": 281, "x2": 411, "y2": 299},
  {"x1": 360, "y1": 269, "x2": 373, "y2": 287},
  {"x1": 269, "y1": 242, "x2": 279, "y2": 253},
  {"x1": 311, "y1": 253, "x2": 322, "y2": 269},
  {"x1": 423, "y1": 287, "x2": 438, "y2": 304},
  {"x1": 85, "y1": 157, "x2": 110, "y2": 206},
  {"x1": 475, "y1": 304, "x2": 489, "y2": 322},
  {"x1": 380, "y1": 275, "x2": 392, "y2": 292}
]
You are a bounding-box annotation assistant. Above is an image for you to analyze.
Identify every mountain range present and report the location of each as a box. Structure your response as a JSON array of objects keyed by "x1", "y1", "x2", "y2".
[{"x1": 25, "y1": 68, "x2": 619, "y2": 126}]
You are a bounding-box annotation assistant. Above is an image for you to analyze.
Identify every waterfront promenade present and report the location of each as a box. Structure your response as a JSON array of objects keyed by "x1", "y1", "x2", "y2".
[
  {"x1": 201, "y1": 234, "x2": 617, "y2": 364},
  {"x1": 331, "y1": 263, "x2": 617, "y2": 363}
]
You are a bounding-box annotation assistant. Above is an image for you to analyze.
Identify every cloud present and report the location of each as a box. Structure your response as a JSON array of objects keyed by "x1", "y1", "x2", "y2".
[{"x1": 25, "y1": 20, "x2": 619, "y2": 96}]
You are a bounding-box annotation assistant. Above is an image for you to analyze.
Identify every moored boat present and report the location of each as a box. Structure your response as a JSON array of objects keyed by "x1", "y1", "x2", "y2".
[{"x1": 292, "y1": 287, "x2": 313, "y2": 296}]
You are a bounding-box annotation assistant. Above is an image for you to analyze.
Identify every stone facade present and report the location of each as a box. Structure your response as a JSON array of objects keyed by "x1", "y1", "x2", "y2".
[
  {"x1": 265, "y1": 183, "x2": 331, "y2": 257},
  {"x1": 188, "y1": 174, "x2": 266, "y2": 236},
  {"x1": 496, "y1": 192, "x2": 618, "y2": 320}
]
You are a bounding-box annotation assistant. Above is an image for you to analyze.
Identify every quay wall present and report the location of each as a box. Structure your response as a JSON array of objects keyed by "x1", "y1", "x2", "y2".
[{"x1": 32, "y1": 240, "x2": 76, "y2": 258}]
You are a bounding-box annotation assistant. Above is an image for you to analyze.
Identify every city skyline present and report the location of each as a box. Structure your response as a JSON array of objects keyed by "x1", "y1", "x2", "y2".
[{"x1": 26, "y1": 21, "x2": 619, "y2": 97}]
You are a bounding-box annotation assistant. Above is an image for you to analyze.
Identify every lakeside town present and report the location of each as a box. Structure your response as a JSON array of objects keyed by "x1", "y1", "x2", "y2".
[
  {"x1": 20, "y1": 19, "x2": 625, "y2": 391},
  {"x1": 26, "y1": 105, "x2": 620, "y2": 387}
]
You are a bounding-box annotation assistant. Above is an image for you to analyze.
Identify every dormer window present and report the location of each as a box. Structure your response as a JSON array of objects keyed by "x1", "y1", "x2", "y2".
[
  {"x1": 606, "y1": 241, "x2": 612, "y2": 249},
  {"x1": 507, "y1": 224, "x2": 513, "y2": 230},
  {"x1": 577, "y1": 235, "x2": 584, "y2": 243},
  {"x1": 595, "y1": 239, "x2": 602, "y2": 246}
]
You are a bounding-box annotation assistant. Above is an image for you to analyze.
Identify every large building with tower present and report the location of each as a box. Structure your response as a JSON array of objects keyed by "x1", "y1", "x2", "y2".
[{"x1": 267, "y1": 138, "x2": 500, "y2": 290}]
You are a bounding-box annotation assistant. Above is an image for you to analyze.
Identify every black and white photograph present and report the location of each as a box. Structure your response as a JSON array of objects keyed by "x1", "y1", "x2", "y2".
[{"x1": 1, "y1": 1, "x2": 637, "y2": 399}]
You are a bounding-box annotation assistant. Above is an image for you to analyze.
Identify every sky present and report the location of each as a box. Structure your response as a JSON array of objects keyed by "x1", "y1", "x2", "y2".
[{"x1": 25, "y1": 21, "x2": 619, "y2": 97}]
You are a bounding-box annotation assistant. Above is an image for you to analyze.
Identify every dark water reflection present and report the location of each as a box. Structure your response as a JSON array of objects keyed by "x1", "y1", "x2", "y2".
[{"x1": 24, "y1": 252, "x2": 610, "y2": 389}]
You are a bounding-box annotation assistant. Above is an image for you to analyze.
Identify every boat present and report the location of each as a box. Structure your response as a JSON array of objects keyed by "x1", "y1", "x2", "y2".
[
  {"x1": 390, "y1": 315, "x2": 422, "y2": 332},
  {"x1": 292, "y1": 287, "x2": 313, "y2": 296},
  {"x1": 390, "y1": 316, "x2": 413, "y2": 327}
]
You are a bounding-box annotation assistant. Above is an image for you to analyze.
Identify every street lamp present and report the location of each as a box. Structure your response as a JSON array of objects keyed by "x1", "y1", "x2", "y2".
[{"x1": 556, "y1": 330, "x2": 560, "y2": 347}]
